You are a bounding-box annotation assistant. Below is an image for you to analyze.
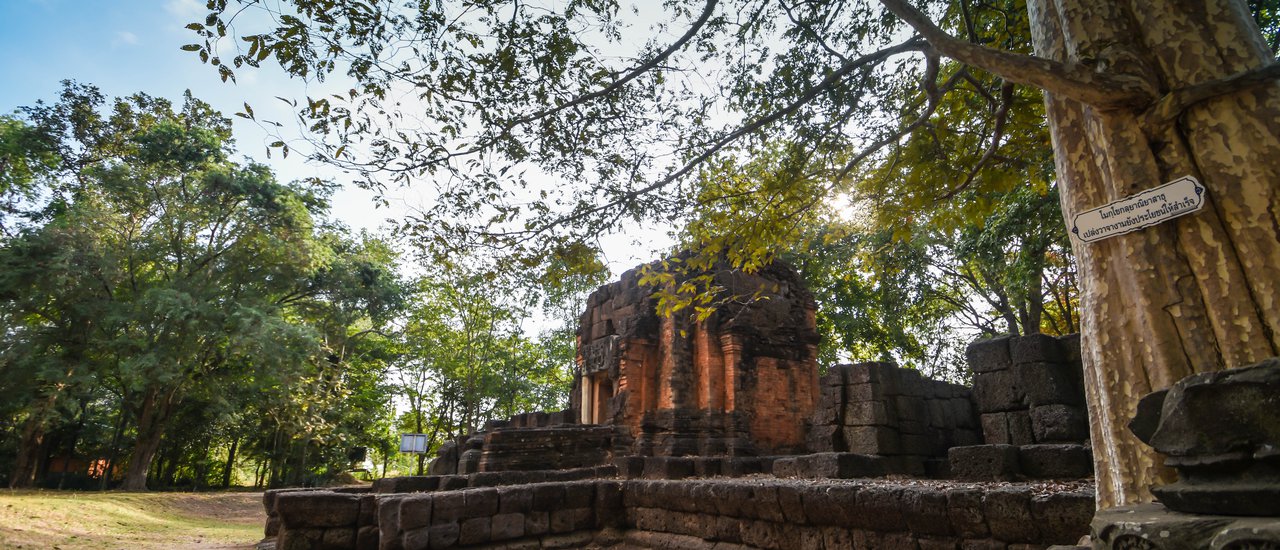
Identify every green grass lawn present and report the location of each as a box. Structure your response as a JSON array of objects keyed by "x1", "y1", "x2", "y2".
[{"x1": 0, "y1": 490, "x2": 265, "y2": 550}]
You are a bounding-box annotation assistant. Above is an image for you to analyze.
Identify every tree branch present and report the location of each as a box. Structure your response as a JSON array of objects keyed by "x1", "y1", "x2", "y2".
[
  {"x1": 935, "y1": 80, "x2": 1015, "y2": 201},
  {"x1": 501, "y1": 0, "x2": 720, "y2": 130},
  {"x1": 878, "y1": 0, "x2": 1155, "y2": 108},
  {"x1": 1141, "y1": 61, "x2": 1280, "y2": 136},
  {"x1": 834, "y1": 50, "x2": 971, "y2": 184},
  {"x1": 491, "y1": 37, "x2": 929, "y2": 241}
]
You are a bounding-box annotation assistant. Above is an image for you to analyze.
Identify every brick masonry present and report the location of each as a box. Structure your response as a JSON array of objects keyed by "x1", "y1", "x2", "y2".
[{"x1": 572, "y1": 259, "x2": 821, "y2": 456}]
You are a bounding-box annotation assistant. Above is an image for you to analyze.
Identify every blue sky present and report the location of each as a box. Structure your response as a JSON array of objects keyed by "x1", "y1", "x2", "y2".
[
  {"x1": 0, "y1": 0, "x2": 393, "y2": 231},
  {"x1": 0, "y1": 0, "x2": 218, "y2": 108},
  {"x1": 0, "y1": 0, "x2": 671, "y2": 272}
]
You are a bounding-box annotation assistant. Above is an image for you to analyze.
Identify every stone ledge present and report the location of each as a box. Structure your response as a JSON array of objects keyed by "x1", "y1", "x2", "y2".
[
  {"x1": 1092, "y1": 503, "x2": 1280, "y2": 550},
  {"x1": 949, "y1": 444, "x2": 1093, "y2": 481},
  {"x1": 271, "y1": 477, "x2": 1096, "y2": 549},
  {"x1": 371, "y1": 465, "x2": 617, "y2": 494}
]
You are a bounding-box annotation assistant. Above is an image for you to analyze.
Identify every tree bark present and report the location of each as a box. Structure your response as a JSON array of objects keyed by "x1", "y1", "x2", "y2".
[
  {"x1": 121, "y1": 386, "x2": 180, "y2": 491},
  {"x1": 99, "y1": 402, "x2": 128, "y2": 491},
  {"x1": 8, "y1": 371, "x2": 75, "y2": 489},
  {"x1": 56, "y1": 402, "x2": 87, "y2": 490},
  {"x1": 1025, "y1": 0, "x2": 1280, "y2": 508},
  {"x1": 222, "y1": 436, "x2": 238, "y2": 488},
  {"x1": 9, "y1": 413, "x2": 48, "y2": 489}
]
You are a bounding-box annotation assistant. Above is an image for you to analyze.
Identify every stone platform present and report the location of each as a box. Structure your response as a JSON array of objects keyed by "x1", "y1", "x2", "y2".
[
  {"x1": 267, "y1": 477, "x2": 1096, "y2": 549},
  {"x1": 1091, "y1": 503, "x2": 1280, "y2": 549}
]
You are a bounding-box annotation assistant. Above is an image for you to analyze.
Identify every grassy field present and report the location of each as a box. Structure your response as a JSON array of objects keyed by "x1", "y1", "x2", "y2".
[{"x1": 0, "y1": 490, "x2": 265, "y2": 550}]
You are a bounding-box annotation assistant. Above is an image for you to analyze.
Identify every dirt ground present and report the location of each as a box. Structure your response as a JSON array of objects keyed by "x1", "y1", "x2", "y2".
[{"x1": 0, "y1": 490, "x2": 265, "y2": 550}]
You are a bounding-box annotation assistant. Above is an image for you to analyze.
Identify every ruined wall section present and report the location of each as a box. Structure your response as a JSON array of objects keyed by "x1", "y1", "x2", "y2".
[
  {"x1": 950, "y1": 333, "x2": 1094, "y2": 481},
  {"x1": 573, "y1": 267, "x2": 658, "y2": 432},
  {"x1": 574, "y1": 260, "x2": 821, "y2": 456},
  {"x1": 427, "y1": 411, "x2": 594, "y2": 476},
  {"x1": 968, "y1": 333, "x2": 1088, "y2": 446},
  {"x1": 806, "y1": 362, "x2": 981, "y2": 476}
]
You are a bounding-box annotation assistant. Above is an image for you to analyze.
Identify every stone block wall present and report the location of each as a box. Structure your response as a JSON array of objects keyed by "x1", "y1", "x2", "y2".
[
  {"x1": 374, "y1": 480, "x2": 626, "y2": 550},
  {"x1": 474, "y1": 426, "x2": 613, "y2": 472},
  {"x1": 268, "y1": 478, "x2": 1096, "y2": 549},
  {"x1": 267, "y1": 486, "x2": 375, "y2": 548},
  {"x1": 806, "y1": 362, "x2": 981, "y2": 473},
  {"x1": 427, "y1": 410, "x2": 601, "y2": 476},
  {"x1": 621, "y1": 479, "x2": 1094, "y2": 550},
  {"x1": 612, "y1": 455, "x2": 774, "y2": 480},
  {"x1": 949, "y1": 333, "x2": 1093, "y2": 481},
  {"x1": 369, "y1": 465, "x2": 618, "y2": 494},
  {"x1": 504, "y1": 410, "x2": 576, "y2": 429},
  {"x1": 968, "y1": 333, "x2": 1087, "y2": 446}
]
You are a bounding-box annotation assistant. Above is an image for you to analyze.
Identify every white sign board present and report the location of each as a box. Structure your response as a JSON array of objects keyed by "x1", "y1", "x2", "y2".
[
  {"x1": 399, "y1": 433, "x2": 430, "y2": 454},
  {"x1": 1071, "y1": 176, "x2": 1206, "y2": 243}
]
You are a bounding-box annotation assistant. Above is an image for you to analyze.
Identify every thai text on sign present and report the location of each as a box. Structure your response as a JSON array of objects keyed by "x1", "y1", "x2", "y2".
[{"x1": 1071, "y1": 176, "x2": 1206, "y2": 243}]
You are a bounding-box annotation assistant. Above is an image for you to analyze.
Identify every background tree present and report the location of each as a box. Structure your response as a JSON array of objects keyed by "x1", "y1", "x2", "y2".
[
  {"x1": 672, "y1": 130, "x2": 1076, "y2": 380},
  {"x1": 0, "y1": 83, "x2": 406, "y2": 490},
  {"x1": 393, "y1": 252, "x2": 579, "y2": 471}
]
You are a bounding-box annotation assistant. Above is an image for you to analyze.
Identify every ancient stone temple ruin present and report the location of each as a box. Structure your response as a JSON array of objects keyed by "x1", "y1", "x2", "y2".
[
  {"x1": 572, "y1": 261, "x2": 820, "y2": 457},
  {"x1": 256, "y1": 259, "x2": 1126, "y2": 550}
]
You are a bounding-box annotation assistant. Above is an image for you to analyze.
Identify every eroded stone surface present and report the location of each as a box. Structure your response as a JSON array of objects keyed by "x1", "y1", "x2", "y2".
[
  {"x1": 808, "y1": 362, "x2": 981, "y2": 465},
  {"x1": 1092, "y1": 503, "x2": 1280, "y2": 550},
  {"x1": 270, "y1": 476, "x2": 1096, "y2": 550},
  {"x1": 1129, "y1": 358, "x2": 1280, "y2": 516}
]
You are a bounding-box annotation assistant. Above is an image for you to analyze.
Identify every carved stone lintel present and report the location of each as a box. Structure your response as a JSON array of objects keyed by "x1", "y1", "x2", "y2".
[{"x1": 582, "y1": 335, "x2": 620, "y2": 375}]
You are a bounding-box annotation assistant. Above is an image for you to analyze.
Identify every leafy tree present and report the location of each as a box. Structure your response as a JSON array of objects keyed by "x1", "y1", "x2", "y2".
[
  {"x1": 755, "y1": 7, "x2": 1076, "y2": 369},
  {"x1": 197, "y1": 232, "x2": 405, "y2": 489},
  {"x1": 0, "y1": 117, "x2": 59, "y2": 237},
  {"x1": 674, "y1": 127, "x2": 1075, "y2": 378},
  {"x1": 392, "y1": 252, "x2": 579, "y2": 473},
  {"x1": 0, "y1": 84, "x2": 406, "y2": 491},
  {"x1": 773, "y1": 185, "x2": 1076, "y2": 383},
  {"x1": 787, "y1": 220, "x2": 969, "y2": 375},
  {"x1": 195, "y1": 0, "x2": 1280, "y2": 506}
]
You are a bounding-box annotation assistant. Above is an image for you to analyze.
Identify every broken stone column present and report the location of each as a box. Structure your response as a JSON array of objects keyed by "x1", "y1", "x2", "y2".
[
  {"x1": 1089, "y1": 357, "x2": 1280, "y2": 549},
  {"x1": 1127, "y1": 357, "x2": 1280, "y2": 516}
]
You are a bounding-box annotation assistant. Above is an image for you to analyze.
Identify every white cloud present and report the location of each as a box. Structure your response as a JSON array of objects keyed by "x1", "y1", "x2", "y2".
[
  {"x1": 164, "y1": 0, "x2": 204, "y2": 20},
  {"x1": 113, "y1": 31, "x2": 139, "y2": 47}
]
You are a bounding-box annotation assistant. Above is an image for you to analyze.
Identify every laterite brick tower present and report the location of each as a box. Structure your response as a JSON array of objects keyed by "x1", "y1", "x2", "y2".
[{"x1": 572, "y1": 259, "x2": 820, "y2": 457}]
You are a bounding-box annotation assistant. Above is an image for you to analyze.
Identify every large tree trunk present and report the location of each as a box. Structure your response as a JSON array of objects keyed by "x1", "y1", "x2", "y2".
[
  {"x1": 9, "y1": 413, "x2": 48, "y2": 489},
  {"x1": 1027, "y1": 0, "x2": 1280, "y2": 508},
  {"x1": 9, "y1": 370, "x2": 77, "y2": 489},
  {"x1": 222, "y1": 436, "x2": 239, "y2": 489},
  {"x1": 121, "y1": 386, "x2": 180, "y2": 491}
]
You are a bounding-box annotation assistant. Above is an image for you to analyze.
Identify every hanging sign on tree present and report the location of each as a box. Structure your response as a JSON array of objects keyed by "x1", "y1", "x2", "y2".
[{"x1": 1071, "y1": 176, "x2": 1206, "y2": 243}]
